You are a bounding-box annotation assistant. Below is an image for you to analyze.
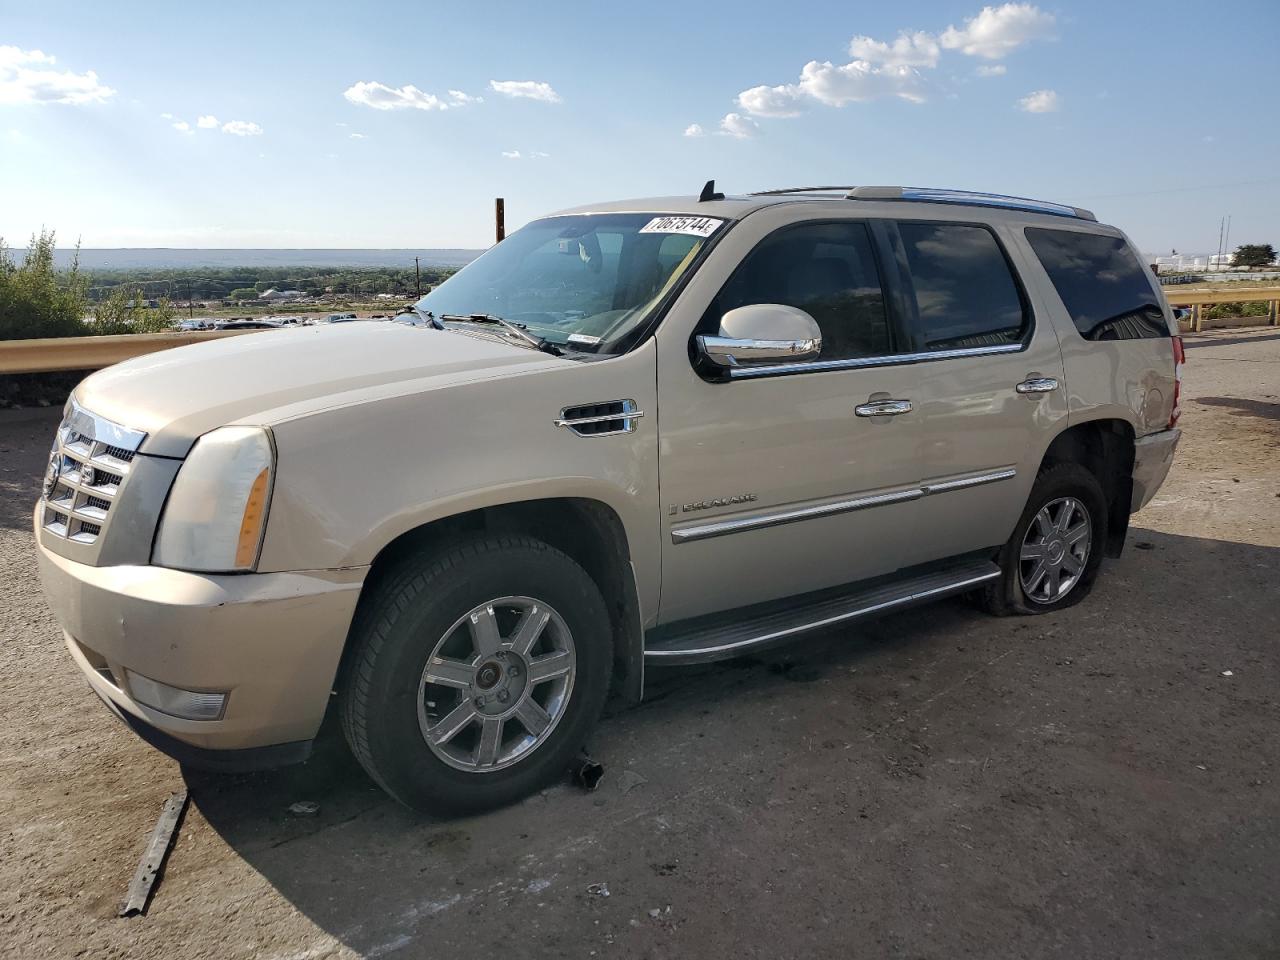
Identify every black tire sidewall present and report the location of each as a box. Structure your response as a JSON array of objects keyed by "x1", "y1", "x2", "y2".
[
  {"x1": 1000, "y1": 463, "x2": 1108, "y2": 615},
  {"x1": 350, "y1": 539, "x2": 612, "y2": 814}
]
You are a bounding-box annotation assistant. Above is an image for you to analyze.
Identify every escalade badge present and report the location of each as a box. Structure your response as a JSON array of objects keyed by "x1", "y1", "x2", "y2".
[{"x1": 676, "y1": 493, "x2": 757, "y2": 514}]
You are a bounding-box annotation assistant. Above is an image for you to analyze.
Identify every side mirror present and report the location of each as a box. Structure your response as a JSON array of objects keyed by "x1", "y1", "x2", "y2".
[{"x1": 697, "y1": 304, "x2": 822, "y2": 369}]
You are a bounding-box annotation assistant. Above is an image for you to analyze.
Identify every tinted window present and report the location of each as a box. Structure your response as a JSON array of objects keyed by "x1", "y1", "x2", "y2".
[
  {"x1": 704, "y1": 222, "x2": 892, "y2": 361},
  {"x1": 898, "y1": 223, "x2": 1027, "y2": 350},
  {"x1": 1025, "y1": 228, "x2": 1167, "y2": 340}
]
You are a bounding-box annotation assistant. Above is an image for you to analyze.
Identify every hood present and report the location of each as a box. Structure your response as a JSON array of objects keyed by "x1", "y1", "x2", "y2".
[{"x1": 75, "y1": 323, "x2": 564, "y2": 457}]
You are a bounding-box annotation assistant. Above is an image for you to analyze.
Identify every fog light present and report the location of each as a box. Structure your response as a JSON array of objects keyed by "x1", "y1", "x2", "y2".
[{"x1": 125, "y1": 670, "x2": 227, "y2": 721}]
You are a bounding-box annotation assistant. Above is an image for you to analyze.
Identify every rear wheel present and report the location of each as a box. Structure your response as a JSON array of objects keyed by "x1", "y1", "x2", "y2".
[
  {"x1": 978, "y1": 463, "x2": 1107, "y2": 616},
  {"x1": 340, "y1": 536, "x2": 612, "y2": 814}
]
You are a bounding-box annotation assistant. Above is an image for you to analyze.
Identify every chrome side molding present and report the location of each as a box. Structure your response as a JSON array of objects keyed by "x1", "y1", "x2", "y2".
[{"x1": 671, "y1": 467, "x2": 1016, "y2": 544}]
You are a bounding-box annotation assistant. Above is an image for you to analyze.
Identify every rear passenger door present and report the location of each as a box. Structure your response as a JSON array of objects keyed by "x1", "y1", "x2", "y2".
[{"x1": 887, "y1": 219, "x2": 1069, "y2": 568}]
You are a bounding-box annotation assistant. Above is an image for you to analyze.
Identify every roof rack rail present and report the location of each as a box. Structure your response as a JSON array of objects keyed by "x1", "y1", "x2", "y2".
[
  {"x1": 749, "y1": 186, "x2": 857, "y2": 196},
  {"x1": 846, "y1": 186, "x2": 1096, "y2": 221}
]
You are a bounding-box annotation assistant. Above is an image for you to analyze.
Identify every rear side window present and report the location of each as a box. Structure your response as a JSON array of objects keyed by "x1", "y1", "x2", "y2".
[
  {"x1": 704, "y1": 221, "x2": 893, "y2": 361},
  {"x1": 1025, "y1": 228, "x2": 1168, "y2": 341},
  {"x1": 897, "y1": 223, "x2": 1028, "y2": 350}
]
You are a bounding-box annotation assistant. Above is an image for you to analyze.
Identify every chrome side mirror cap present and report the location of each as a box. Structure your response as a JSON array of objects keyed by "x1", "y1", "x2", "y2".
[{"x1": 697, "y1": 304, "x2": 823, "y2": 368}]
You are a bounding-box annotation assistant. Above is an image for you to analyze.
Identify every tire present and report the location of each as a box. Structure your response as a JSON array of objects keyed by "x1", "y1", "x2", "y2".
[
  {"x1": 339, "y1": 535, "x2": 612, "y2": 814},
  {"x1": 977, "y1": 462, "x2": 1108, "y2": 616}
]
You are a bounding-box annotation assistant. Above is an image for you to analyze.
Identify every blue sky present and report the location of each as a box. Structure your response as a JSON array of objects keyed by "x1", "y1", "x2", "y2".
[{"x1": 3, "y1": 0, "x2": 1278, "y2": 253}]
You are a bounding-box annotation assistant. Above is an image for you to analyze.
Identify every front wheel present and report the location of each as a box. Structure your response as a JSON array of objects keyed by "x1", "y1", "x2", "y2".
[
  {"x1": 339, "y1": 536, "x2": 612, "y2": 814},
  {"x1": 978, "y1": 462, "x2": 1108, "y2": 616}
]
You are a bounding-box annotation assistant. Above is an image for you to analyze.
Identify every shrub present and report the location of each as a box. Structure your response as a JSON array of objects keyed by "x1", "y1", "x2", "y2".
[{"x1": 0, "y1": 231, "x2": 90, "y2": 340}]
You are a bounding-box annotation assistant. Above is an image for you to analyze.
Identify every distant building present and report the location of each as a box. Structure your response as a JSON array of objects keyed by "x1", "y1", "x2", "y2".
[{"x1": 258, "y1": 288, "x2": 305, "y2": 301}]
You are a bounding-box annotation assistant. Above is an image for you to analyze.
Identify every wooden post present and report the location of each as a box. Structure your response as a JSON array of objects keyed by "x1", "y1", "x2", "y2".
[
  {"x1": 495, "y1": 198, "x2": 505, "y2": 244},
  {"x1": 1270, "y1": 299, "x2": 1278, "y2": 327},
  {"x1": 1191, "y1": 303, "x2": 1203, "y2": 332}
]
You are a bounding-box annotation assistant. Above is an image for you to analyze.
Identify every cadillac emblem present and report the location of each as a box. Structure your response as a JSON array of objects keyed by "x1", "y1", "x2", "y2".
[
  {"x1": 80, "y1": 464, "x2": 96, "y2": 487},
  {"x1": 43, "y1": 449, "x2": 62, "y2": 499}
]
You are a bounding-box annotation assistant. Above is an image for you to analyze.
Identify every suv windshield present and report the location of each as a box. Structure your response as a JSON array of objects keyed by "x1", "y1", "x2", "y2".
[{"x1": 414, "y1": 213, "x2": 724, "y2": 352}]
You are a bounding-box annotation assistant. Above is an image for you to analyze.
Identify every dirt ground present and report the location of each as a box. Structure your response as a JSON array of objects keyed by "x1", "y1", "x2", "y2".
[{"x1": 1, "y1": 328, "x2": 1278, "y2": 959}]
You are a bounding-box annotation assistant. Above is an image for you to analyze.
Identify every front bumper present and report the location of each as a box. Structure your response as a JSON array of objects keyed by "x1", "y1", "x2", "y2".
[
  {"x1": 36, "y1": 515, "x2": 366, "y2": 763},
  {"x1": 1131, "y1": 427, "x2": 1181, "y2": 512}
]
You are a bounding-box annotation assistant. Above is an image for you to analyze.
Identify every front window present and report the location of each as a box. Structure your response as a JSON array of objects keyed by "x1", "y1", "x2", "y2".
[{"x1": 414, "y1": 213, "x2": 723, "y2": 353}]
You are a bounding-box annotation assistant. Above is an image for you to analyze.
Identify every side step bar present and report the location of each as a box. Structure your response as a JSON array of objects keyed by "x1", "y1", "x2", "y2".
[{"x1": 644, "y1": 558, "x2": 1000, "y2": 665}]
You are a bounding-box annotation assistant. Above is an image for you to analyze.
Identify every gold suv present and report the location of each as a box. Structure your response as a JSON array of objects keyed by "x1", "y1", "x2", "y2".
[{"x1": 35, "y1": 185, "x2": 1182, "y2": 813}]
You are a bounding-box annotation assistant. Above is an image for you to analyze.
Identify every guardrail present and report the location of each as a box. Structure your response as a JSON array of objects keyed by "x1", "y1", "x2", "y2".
[
  {"x1": 1161, "y1": 285, "x2": 1280, "y2": 332},
  {"x1": 0, "y1": 330, "x2": 259, "y2": 375},
  {"x1": 2, "y1": 285, "x2": 1279, "y2": 374}
]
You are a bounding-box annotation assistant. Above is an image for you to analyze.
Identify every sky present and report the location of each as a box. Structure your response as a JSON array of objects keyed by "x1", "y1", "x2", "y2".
[{"x1": 2, "y1": 0, "x2": 1278, "y2": 254}]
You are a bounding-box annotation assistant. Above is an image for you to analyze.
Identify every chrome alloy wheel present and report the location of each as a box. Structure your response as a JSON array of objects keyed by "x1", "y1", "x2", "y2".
[
  {"x1": 1019, "y1": 496, "x2": 1092, "y2": 604},
  {"x1": 417, "y1": 596, "x2": 576, "y2": 773}
]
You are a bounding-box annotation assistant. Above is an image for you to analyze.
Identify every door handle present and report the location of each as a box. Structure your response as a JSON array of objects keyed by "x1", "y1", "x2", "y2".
[
  {"x1": 1016, "y1": 377, "x2": 1059, "y2": 395},
  {"x1": 854, "y1": 399, "x2": 913, "y2": 417}
]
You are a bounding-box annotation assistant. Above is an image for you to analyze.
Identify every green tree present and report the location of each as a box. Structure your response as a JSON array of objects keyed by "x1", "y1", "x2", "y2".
[
  {"x1": 228, "y1": 287, "x2": 258, "y2": 301},
  {"x1": 0, "y1": 230, "x2": 89, "y2": 340},
  {"x1": 1232, "y1": 243, "x2": 1277, "y2": 268},
  {"x1": 91, "y1": 287, "x2": 177, "y2": 335}
]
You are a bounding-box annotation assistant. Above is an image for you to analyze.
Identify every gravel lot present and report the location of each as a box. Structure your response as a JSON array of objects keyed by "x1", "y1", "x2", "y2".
[{"x1": 2, "y1": 328, "x2": 1278, "y2": 959}]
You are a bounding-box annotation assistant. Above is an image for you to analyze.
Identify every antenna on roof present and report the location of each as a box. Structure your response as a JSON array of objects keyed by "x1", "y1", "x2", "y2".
[{"x1": 699, "y1": 179, "x2": 724, "y2": 202}]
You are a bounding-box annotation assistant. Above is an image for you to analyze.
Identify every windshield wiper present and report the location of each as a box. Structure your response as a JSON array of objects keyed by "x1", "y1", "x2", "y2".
[
  {"x1": 409, "y1": 306, "x2": 445, "y2": 329},
  {"x1": 440, "y1": 313, "x2": 562, "y2": 356}
]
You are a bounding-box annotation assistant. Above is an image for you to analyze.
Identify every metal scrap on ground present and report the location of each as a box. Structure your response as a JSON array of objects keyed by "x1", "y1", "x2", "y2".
[{"x1": 119, "y1": 789, "x2": 189, "y2": 918}]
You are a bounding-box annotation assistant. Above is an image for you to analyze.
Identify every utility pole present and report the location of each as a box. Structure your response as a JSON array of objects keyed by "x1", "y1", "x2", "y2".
[
  {"x1": 1223, "y1": 215, "x2": 1232, "y2": 267},
  {"x1": 414, "y1": 256, "x2": 422, "y2": 298},
  {"x1": 1216, "y1": 216, "x2": 1225, "y2": 272},
  {"x1": 495, "y1": 197, "x2": 505, "y2": 244}
]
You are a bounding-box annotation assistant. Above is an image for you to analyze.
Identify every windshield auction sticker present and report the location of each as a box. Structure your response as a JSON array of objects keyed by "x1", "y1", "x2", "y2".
[{"x1": 639, "y1": 216, "x2": 724, "y2": 238}]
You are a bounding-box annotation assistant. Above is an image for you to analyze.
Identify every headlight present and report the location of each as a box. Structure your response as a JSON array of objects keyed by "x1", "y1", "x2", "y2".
[{"x1": 153, "y1": 426, "x2": 275, "y2": 572}]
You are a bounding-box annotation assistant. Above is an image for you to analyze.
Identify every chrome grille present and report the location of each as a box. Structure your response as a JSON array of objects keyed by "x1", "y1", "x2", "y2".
[{"x1": 41, "y1": 401, "x2": 147, "y2": 548}]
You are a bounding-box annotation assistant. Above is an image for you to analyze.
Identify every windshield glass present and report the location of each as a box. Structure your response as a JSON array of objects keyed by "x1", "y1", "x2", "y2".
[{"x1": 414, "y1": 213, "x2": 724, "y2": 351}]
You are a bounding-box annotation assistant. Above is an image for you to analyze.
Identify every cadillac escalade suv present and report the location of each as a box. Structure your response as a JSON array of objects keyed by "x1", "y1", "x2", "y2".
[{"x1": 35, "y1": 184, "x2": 1182, "y2": 813}]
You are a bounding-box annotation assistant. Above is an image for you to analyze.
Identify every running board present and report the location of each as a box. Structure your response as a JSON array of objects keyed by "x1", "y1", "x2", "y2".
[{"x1": 644, "y1": 558, "x2": 1000, "y2": 665}]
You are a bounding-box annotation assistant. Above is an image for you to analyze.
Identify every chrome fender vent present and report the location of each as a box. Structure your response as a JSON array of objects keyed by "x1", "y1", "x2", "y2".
[{"x1": 554, "y1": 399, "x2": 643, "y2": 437}]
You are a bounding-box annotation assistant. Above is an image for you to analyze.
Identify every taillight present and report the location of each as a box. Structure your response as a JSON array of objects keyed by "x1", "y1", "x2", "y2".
[{"x1": 1169, "y1": 335, "x2": 1185, "y2": 428}]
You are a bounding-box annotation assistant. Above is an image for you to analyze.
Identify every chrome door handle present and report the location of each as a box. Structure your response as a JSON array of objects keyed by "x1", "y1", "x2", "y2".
[
  {"x1": 1016, "y1": 377, "x2": 1059, "y2": 395},
  {"x1": 854, "y1": 399, "x2": 913, "y2": 417}
]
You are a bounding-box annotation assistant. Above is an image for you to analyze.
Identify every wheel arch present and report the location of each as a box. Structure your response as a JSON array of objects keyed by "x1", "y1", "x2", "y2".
[
  {"x1": 1037, "y1": 417, "x2": 1136, "y2": 557},
  {"x1": 339, "y1": 496, "x2": 646, "y2": 706}
]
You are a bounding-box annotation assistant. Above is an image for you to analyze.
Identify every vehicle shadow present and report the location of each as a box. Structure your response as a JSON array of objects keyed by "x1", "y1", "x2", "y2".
[
  {"x1": 187, "y1": 528, "x2": 1280, "y2": 958},
  {"x1": 1183, "y1": 330, "x2": 1280, "y2": 350},
  {"x1": 1194, "y1": 396, "x2": 1280, "y2": 421}
]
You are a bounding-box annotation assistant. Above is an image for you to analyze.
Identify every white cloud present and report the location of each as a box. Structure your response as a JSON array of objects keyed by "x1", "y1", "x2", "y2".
[
  {"x1": 489, "y1": 79, "x2": 561, "y2": 103},
  {"x1": 502, "y1": 149, "x2": 550, "y2": 159},
  {"x1": 447, "y1": 89, "x2": 482, "y2": 106},
  {"x1": 171, "y1": 120, "x2": 192, "y2": 133},
  {"x1": 160, "y1": 112, "x2": 173, "y2": 120},
  {"x1": 530, "y1": 150, "x2": 550, "y2": 159},
  {"x1": 344, "y1": 80, "x2": 447, "y2": 111},
  {"x1": 940, "y1": 3, "x2": 1055, "y2": 59},
  {"x1": 683, "y1": 123, "x2": 705, "y2": 137},
  {"x1": 0, "y1": 46, "x2": 115, "y2": 105},
  {"x1": 1017, "y1": 88, "x2": 1059, "y2": 112},
  {"x1": 221, "y1": 119, "x2": 264, "y2": 136},
  {"x1": 196, "y1": 114, "x2": 219, "y2": 128},
  {"x1": 975, "y1": 64, "x2": 1007, "y2": 77},
  {"x1": 718, "y1": 112, "x2": 758, "y2": 139},
  {"x1": 349, "y1": 132, "x2": 366, "y2": 139},
  {"x1": 501, "y1": 149, "x2": 522, "y2": 159},
  {"x1": 848, "y1": 31, "x2": 940, "y2": 68},
  {"x1": 736, "y1": 83, "x2": 805, "y2": 118},
  {"x1": 798, "y1": 59, "x2": 926, "y2": 106}
]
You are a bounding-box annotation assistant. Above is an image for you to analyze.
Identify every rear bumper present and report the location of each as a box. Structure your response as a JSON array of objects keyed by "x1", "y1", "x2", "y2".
[
  {"x1": 36, "y1": 513, "x2": 366, "y2": 760},
  {"x1": 1131, "y1": 427, "x2": 1181, "y2": 512}
]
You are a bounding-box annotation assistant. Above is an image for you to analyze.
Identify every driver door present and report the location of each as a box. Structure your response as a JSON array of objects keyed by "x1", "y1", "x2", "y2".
[{"x1": 654, "y1": 209, "x2": 925, "y2": 624}]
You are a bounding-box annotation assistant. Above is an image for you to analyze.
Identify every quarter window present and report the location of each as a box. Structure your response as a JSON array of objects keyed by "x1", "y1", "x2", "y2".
[
  {"x1": 703, "y1": 221, "x2": 893, "y2": 361},
  {"x1": 1025, "y1": 228, "x2": 1168, "y2": 341},
  {"x1": 898, "y1": 223, "x2": 1028, "y2": 350}
]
